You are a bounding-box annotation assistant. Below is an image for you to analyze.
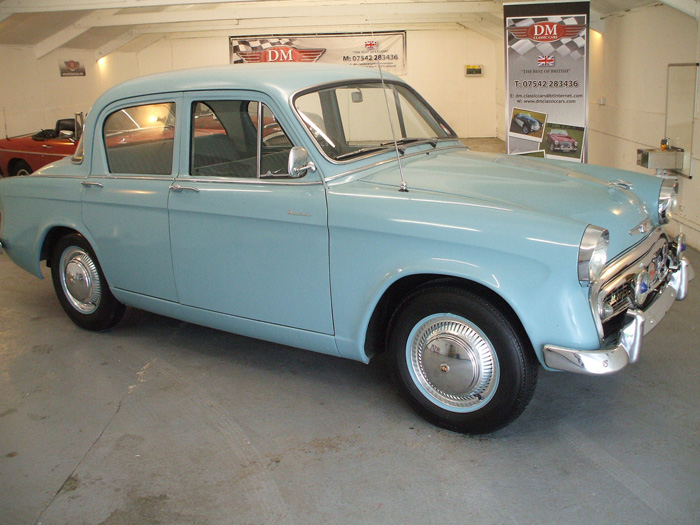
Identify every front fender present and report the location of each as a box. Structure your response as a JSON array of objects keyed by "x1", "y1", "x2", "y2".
[{"x1": 327, "y1": 186, "x2": 600, "y2": 365}]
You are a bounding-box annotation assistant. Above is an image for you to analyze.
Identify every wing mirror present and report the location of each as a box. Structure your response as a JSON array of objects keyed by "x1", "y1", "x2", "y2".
[{"x1": 288, "y1": 146, "x2": 316, "y2": 178}]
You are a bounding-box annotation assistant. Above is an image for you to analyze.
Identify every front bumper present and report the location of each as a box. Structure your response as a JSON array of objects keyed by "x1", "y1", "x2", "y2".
[{"x1": 543, "y1": 255, "x2": 694, "y2": 375}]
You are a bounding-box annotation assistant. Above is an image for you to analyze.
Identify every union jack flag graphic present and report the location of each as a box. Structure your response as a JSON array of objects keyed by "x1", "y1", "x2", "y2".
[
  {"x1": 365, "y1": 40, "x2": 378, "y2": 50},
  {"x1": 537, "y1": 55, "x2": 555, "y2": 66}
]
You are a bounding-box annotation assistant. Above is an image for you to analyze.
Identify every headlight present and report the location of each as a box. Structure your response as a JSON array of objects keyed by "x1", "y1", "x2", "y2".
[
  {"x1": 658, "y1": 178, "x2": 678, "y2": 224},
  {"x1": 578, "y1": 225, "x2": 609, "y2": 283}
]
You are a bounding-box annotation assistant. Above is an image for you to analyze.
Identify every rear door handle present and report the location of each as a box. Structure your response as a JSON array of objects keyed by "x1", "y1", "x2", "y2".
[{"x1": 170, "y1": 184, "x2": 200, "y2": 193}]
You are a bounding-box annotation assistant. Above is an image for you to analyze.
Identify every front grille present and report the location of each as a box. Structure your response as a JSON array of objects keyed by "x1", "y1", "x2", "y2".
[{"x1": 597, "y1": 237, "x2": 675, "y2": 341}]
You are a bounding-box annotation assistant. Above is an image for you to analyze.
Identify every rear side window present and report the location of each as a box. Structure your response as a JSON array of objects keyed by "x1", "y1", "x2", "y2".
[{"x1": 103, "y1": 102, "x2": 176, "y2": 175}]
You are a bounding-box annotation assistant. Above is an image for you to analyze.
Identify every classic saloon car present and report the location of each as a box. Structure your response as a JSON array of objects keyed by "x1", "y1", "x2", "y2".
[
  {"x1": 0, "y1": 117, "x2": 80, "y2": 176},
  {"x1": 547, "y1": 128, "x2": 579, "y2": 152},
  {"x1": 0, "y1": 64, "x2": 693, "y2": 434}
]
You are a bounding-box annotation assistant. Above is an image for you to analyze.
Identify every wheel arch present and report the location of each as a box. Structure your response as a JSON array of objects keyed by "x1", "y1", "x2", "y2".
[
  {"x1": 364, "y1": 273, "x2": 534, "y2": 361},
  {"x1": 41, "y1": 226, "x2": 82, "y2": 268},
  {"x1": 8, "y1": 158, "x2": 33, "y2": 176}
]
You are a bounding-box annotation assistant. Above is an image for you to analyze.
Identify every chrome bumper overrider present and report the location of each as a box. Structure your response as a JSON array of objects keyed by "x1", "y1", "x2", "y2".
[{"x1": 543, "y1": 256, "x2": 694, "y2": 375}]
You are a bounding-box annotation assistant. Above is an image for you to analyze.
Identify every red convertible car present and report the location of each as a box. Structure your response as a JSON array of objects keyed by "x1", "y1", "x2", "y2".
[
  {"x1": 546, "y1": 129, "x2": 579, "y2": 153},
  {"x1": 0, "y1": 118, "x2": 79, "y2": 177}
]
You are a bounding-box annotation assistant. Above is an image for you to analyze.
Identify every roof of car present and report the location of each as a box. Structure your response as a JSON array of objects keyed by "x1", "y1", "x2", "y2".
[{"x1": 93, "y1": 63, "x2": 403, "y2": 108}]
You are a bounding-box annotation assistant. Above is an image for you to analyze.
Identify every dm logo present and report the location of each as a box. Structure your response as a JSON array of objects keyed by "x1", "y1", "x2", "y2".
[
  {"x1": 509, "y1": 22, "x2": 585, "y2": 43},
  {"x1": 237, "y1": 45, "x2": 325, "y2": 63}
]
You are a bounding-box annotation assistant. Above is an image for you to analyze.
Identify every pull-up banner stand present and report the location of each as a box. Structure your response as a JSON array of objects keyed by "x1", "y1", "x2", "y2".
[{"x1": 504, "y1": 1, "x2": 590, "y2": 162}]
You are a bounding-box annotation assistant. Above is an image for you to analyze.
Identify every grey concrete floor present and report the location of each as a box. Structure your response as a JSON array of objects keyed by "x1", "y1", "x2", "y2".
[{"x1": 1, "y1": 247, "x2": 699, "y2": 524}]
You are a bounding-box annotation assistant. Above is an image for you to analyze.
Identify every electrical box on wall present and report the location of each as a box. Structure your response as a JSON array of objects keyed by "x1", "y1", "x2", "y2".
[{"x1": 465, "y1": 65, "x2": 483, "y2": 77}]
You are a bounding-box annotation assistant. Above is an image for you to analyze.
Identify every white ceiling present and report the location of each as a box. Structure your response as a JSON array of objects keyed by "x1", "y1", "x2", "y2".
[{"x1": 0, "y1": 0, "x2": 695, "y2": 60}]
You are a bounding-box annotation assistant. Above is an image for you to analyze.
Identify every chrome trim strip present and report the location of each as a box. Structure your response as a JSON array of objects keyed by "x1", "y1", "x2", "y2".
[
  {"x1": 86, "y1": 175, "x2": 175, "y2": 182},
  {"x1": 0, "y1": 149, "x2": 72, "y2": 158},
  {"x1": 545, "y1": 254, "x2": 693, "y2": 375},
  {"x1": 178, "y1": 177, "x2": 322, "y2": 186}
]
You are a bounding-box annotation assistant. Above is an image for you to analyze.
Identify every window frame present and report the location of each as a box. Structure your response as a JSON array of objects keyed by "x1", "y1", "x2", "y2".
[{"x1": 188, "y1": 95, "x2": 297, "y2": 181}]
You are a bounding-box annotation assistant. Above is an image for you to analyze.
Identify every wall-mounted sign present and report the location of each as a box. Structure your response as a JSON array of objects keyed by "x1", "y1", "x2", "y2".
[
  {"x1": 504, "y1": 2, "x2": 589, "y2": 162},
  {"x1": 230, "y1": 32, "x2": 407, "y2": 75},
  {"x1": 465, "y1": 65, "x2": 483, "y2": 76},
  {"x1": 59, "y1": 60, "x2": 86, "y2": 77}
]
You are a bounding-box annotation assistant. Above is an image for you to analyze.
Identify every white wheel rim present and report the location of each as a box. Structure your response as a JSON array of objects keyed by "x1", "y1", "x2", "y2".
[{"x1": 407, "y1": 314, "x2": 499, "y2": 412}]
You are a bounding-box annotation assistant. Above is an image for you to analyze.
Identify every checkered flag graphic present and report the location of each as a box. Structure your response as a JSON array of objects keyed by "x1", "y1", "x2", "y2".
[
  {"x1": 231, "y1": 38, "x2": 294, "y2": 63},
  {"x1": 506, "y1": 16, "x2": 587, "y2": 60}
]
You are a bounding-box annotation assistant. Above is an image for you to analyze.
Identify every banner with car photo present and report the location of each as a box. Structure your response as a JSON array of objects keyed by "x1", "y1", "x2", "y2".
[
  {"x1": 230, "y1": 32, "x2": 406, "y2": 75},
  {"x1": 504, "y1": 1, "x2": 589, "y2": 162}
]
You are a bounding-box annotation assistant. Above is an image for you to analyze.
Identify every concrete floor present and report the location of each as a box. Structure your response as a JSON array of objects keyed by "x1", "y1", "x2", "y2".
[{"x1": 1, "y1": 240, "x2": 699, "y2": 522}]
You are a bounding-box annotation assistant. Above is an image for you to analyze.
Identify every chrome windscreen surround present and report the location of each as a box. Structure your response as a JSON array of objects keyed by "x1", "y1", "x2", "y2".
[{"x1": 589, "y1": 229, "x2": 676, "y2": 342}]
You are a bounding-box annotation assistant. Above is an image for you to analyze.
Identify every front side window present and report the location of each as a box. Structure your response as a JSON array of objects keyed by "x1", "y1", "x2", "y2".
[
  {"x1": 294, "y1": 81, "x2": 455, "y2": 161},
  {"x1": 191, "y1": 100, "x2": 293, "y2": 178},
  {"x1": 103, "y1": 102, "x2": 176, "y2": 175}
]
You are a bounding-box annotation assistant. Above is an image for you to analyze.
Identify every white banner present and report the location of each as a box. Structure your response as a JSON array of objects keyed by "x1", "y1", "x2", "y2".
[
  {"x1": 504, "y1": 2, "x2": 589, "y2": 162},
  {"x1": 230, "y1": 32, "x2": 407, "y2": 75}
]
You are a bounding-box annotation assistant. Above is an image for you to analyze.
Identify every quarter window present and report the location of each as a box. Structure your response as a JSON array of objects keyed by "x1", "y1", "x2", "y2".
[
  {"x1": 103, "y1": 102, "x2": 176, "y2": 175},
  {"x1": 191, "y1": 100, "x2": 293, "y2": 178}
]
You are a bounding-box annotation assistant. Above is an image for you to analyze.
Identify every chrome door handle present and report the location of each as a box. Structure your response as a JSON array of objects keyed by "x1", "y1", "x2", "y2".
[
  {"x1": 42, "y1": 144, "x2": 52, "y2": 149},
  {"x1": 81, "y1": 181, "x2": 104, "y2": 188},
  {"x1": 170, "y1": 184, "x2": 200, "y2": 193}
]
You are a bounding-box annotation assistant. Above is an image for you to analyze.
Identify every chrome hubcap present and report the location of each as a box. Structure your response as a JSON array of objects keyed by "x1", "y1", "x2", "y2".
[
  {"x1": 60, "y1": 247, "x2": 101, "y2": 314},
  {"x1": 408, "y1": 315, "x2": 499, "y2": 411}
]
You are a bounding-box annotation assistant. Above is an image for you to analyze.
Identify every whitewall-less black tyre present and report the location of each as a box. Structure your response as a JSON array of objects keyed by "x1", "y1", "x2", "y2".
[
  {"x1": 388, "y1": 286, "x2": 538, "y2": 434},
  {"x1": 51, "y1": 233, "x2": 125, "y2": 331}
]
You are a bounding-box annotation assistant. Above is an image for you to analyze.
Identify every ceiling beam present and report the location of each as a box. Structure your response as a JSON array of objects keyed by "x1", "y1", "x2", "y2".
[
  {"x1": 133, "y1": 12, "x2": 486, "y2": 33},
  {"x1": 76, "y1": 2, "x2": 500, "y2": 28},
  {"x1": 34, "y1": 10, "x2": 118, "y2": 58},
  {"x1": 660, "y1": 0, "x2": 699, "y2": 18},
  {"x1": 1, "y1": 0, "x2": 501, "y2": 16}
]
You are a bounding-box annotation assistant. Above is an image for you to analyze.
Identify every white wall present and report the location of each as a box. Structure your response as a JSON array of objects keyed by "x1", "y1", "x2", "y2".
[
  {"x1": 0, "y1": 28, "x2": 499, "y2": 139},
  {"x1": 0, "y1": 47, "x2": 100, "y2": 136},
  {"x1": 588, "y1": 4, "x2": 700, "y2": 248}
]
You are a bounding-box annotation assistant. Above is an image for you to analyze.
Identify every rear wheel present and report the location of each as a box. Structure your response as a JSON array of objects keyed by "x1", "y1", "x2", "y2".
[
  {"x1": 10, "y1": 160, "x2": 32, "y2": 176},
  {"x1": 51, "y1": 233, "x2": 125, "y2": 331},
  {"x1": 388, "y1": 286, "x2": 538, "y2": 434}
]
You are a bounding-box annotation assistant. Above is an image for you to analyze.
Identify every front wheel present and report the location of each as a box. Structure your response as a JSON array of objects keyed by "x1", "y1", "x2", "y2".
[
  {"x1": 51, "y1": 233, "x2": 125, "y2": 331},
  {"x1": 388, "y1": 286, "x2": 538, "y2": 434}
]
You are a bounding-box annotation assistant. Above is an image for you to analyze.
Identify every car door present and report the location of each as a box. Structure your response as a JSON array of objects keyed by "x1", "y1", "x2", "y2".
[
  {"x1": 168, "y1": 92, "x2": 333, "y2": 334},
  {"x1": 81, "y1": 95, "x2": 180, "y2": 301}
]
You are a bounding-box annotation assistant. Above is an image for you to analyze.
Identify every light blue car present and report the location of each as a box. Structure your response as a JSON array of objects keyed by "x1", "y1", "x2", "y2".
[{"x1": 0, "y1": 64, "x2": 693, "y2": 434}]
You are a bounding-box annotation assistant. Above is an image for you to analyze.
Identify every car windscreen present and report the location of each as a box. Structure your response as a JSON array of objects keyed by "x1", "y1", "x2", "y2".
[{"x1": 294, "y1": 81, "x2": 455, "y2": 161}]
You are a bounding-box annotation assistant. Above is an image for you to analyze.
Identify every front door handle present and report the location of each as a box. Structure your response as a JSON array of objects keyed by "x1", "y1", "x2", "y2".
[
  {"x1": 81, "y1": 181, "x2": 104, "y2": 188},
  {"x1": 170, "y1": 184, "x2": 200, "y2": 193}
]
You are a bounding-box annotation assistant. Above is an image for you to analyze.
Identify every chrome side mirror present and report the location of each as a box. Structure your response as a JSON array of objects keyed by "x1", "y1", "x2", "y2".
[{"x1": 288, "y1": 146, "x2": 316, "y2": 178}]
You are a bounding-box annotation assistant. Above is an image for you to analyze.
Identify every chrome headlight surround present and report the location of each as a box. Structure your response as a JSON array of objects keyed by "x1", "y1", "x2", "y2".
[
  {"x1": 658, "y1": 178, "x2": 678, "y2": 224},
  {"x1": 578, "y1": 225, "x2": 609, "y2": 284}
]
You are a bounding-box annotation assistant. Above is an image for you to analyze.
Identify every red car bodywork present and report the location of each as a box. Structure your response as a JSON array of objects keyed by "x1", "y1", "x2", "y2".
[{"x1": 0, "y1": 120, "x2": 78, "y2": 177}]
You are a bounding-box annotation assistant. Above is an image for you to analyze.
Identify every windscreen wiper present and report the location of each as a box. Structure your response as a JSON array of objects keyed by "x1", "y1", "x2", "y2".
[
  {"x1": 380, "y1": 138, "x2": 440, "y2": 153},
  {"x1": 334, "y1": 145, "x2": 393, "y2": 160}
]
